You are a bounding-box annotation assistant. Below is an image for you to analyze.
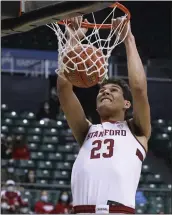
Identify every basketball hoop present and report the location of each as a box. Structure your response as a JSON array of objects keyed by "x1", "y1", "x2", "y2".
[{"x1": 47, "y1": 2, "x2": 131, "y2": 83}]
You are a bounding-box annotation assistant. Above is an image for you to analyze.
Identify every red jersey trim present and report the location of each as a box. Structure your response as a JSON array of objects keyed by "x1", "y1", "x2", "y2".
[
  {"x1": 127, "y1": 120, "x2": 147, "y2": 155},
  {"x1": 73, "y1": 205, "x2": 135, "y2": 214}
]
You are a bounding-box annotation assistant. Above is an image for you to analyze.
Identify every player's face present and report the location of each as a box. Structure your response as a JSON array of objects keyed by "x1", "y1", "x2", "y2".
[{"x1": 96, "y1": 83, "x2": 127, "y2": 118}]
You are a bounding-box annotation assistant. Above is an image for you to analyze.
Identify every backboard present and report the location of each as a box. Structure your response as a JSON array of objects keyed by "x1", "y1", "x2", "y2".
[{"x1": 1, "y1": 1, "x2": 113, "y2": 37}]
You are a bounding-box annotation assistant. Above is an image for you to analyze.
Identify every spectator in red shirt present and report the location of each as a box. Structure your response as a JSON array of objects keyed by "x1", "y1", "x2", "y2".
[
  {"x1": 34, "y1": 190, "x2": 54, "y2": 214},
  {"x1": 12, "y1": 135, "x2": 30, "y2": 160},
  {"x1": 1, "y1": 180, "x2": 27, "y2": 214},
  {"x1": 53, "y1": 191, "x2": 72, "y2": 214}
]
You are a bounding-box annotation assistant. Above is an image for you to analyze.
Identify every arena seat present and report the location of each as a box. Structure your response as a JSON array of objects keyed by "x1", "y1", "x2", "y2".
[
  {"x1": 66, "y1": 154, "x2": 78, "y2": 162},
  {"x1": 37, "y1": 161, "x2": 53, "y2": 170},
  {"x1": 55, "y1": 162, "x2": 72, "y2": 171},
  {"x1": 47, "y1": 152, "x2": 63, "y2": 161},
  {"x1": 44, "y1": 128, "x2": 58, "y2": 136},
  {"x1": 28, "y1": 127, "x2": 42, "y2": 135},
  {"x1": 42, "y1": 136, "x2": 59, "y2": 144},
  {"x1": 15, "y1": 168, "x2": 27, "y2": 177},
  {"x1": 12, "y1": 126, "x2": 26, "y2": 134},
  {"x1": 40, "y1": 144, "x2": 55, "y2": 153},
  {"x1": 27, "y1": 135, "x2": 41, "y2": 143},
  {"x1": 15, "y1": 119, "x2": 30, "y2": 127},
  {"x1": 30, "y1": 152, "x2": 45, "y2": 160},
  {"x1": 17, "y1": 160, "x2": 36, "y2": 169},
  {"x1": 20, "y1": 112, "x2": 36, "y2": 120},
  {"x1": 1, "y1": 125, "x2": 9, "y2": 134},
  {"x1": 3, "y1": 111, "x2": 19, "y2": 119},
  {"x1": 36, "y1": 179, "x2": 48, "y2": 184},
  {"x1": 2, "y1": 118, "x2": 13, "y2": 126},
  {"x1": 53, "y1": 170, "x2": 69, "y2": 179},
  {"x1": 1, "y1": 103, "x2": 8, "y2": 111},
  {"x1": 36, "y1": 169, "x2": 51, "y2": 179},
  {"x1": 57, "y1": 144, "x2": 73, "y2": 153},
  {"x1": 28, "y1": 143, "x2": 39, "y2": 151},
  {"x1": 145, "y1": 174, "x2": 162, "y2": 184},
  {"x1": 1, "y1": 159, "x2": 8, "y2": 167}
]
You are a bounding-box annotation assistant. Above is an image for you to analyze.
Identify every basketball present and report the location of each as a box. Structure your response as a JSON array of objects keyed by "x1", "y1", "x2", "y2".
[{"x1": 63, "y1": 45, "x2": 106, "y2": 88}]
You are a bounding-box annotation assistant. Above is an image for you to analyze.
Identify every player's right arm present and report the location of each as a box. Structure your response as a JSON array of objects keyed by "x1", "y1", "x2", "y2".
[
  {"x1": 57, "y1": 16, "x2": 91, "y2": 145},
  {"x1": 57, "y1": 73, "x2": 91, "y2": 145}
]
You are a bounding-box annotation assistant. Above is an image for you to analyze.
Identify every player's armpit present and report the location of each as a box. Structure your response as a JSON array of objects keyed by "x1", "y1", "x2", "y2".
[
  {"x1": 57, "y1": 76, "x2": 92, "y2": 145},
  {"x1": 132, "y1": 89, "x2": 151, "y2": 140}
]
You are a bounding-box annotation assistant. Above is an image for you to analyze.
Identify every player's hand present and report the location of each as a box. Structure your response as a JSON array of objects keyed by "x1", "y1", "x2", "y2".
[
  {"x1": 56, "y1": 69, "x2": 72, "y2": 90},
  {"x1": 112, "y1": 17, "x2": 132, "y2": 43},
  {"x1": 65, "y1": 16, "x2": 88, "y2": 42}
]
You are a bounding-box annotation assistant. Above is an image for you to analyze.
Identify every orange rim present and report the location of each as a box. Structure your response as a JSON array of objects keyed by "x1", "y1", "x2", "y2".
[{"x1": 57, "y1": 2, "x2": 131, "y2": 29}]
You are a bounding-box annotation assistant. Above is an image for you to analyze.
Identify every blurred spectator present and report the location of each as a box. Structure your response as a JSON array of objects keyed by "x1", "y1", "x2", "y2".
[
  {"x1": 1, "y1": 180, "x2": 27, "y2": 214},
  {"x1": 23, "y1": 170, "x2": 36, "y2": 189},
  {"x1": 24, "y1": 170, "x2": 36, "y2": 183},
  {"x1": 136, "y1": 191, "x2": 147, "y2": 205},
  {"x1": 1, "y1": 135, "x2": 14, "y2": 159},
  {"x1": 49, "y1": 87, "x2": 59, "y2": 114},
  {"x1": 53, "y1": 191, "x2": 72, "y2": 214},
  {"x1": 12, "y1": 135, "x2": 30, "y2": 160},
  {"x1": 34, "y1": 190, "x2": 54, "y2": 214},
  {"x1": 36, "y1": 101, "x2": 57, "y2": 121}
]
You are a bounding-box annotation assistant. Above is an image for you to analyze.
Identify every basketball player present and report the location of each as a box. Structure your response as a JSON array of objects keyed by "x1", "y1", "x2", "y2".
[{"x1": 57, "y1": 16, "x2": 151, "y2": 214}]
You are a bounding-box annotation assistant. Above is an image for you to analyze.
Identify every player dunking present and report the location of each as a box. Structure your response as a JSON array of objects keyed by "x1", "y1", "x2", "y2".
[{"x1": 57, "y1": 17, "x2": 151, "y2": 214}]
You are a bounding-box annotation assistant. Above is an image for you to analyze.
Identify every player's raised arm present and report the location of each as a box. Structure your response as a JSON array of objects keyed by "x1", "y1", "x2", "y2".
[
  {"x1": 113, "y1": 18, "x2": 151, "y2": 140},
  {"x1": 57, "y1": 17, "x2": 91, "y2": 146}
]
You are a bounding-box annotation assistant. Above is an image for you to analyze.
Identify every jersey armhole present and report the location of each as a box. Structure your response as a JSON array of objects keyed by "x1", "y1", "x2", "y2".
[
  {"x1": 80, "y1": 121, "x2": 92, "y2": 147},
  {"x1": 126, "y1": 119, "x2": 147, "y2": 154}
]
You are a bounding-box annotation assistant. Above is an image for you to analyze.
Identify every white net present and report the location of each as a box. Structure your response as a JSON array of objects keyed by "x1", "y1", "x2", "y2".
[{"x1": 47, "y1": 4, "x2": 129, "y2": 83}]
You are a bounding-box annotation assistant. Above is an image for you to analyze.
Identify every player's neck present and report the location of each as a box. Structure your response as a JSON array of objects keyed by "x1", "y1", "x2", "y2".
[{"x1": 100, "y1": 112, "x2": 125, "y2": 123}]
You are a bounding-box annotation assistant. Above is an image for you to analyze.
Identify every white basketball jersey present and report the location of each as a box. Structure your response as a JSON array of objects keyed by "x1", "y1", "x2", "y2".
[{"x1": 71, "y1": 121, "x2": 146, "y2": 209}]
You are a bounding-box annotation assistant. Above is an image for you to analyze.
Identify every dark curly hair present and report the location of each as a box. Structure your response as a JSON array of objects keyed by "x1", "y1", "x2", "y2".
[{"x1": 99, "y1": 78, "x2": 133, "y2": 119}]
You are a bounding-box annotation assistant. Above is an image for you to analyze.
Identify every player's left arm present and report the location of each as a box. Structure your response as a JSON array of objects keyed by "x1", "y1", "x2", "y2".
[{"x1": 124, "y1": 22, "x2": 151, "y2": 140}]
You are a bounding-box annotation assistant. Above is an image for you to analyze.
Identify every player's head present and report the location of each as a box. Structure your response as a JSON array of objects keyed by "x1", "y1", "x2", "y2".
[{"x1": 96, "y1": 78, "x2": 132, "y2": 120}]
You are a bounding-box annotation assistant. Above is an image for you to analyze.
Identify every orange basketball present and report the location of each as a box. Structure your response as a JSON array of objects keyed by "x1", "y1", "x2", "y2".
[{"x1": 63, "y1": 45, "x2": 106, "y2": 88}]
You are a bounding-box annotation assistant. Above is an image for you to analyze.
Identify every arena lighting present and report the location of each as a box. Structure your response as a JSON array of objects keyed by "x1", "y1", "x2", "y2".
[
  {"x1": 46, "y1": 161, "x2": 51, "y2": 165},
  {"x1": 39, "y1": 120, "x2": 44, "y2": 125},
  {"x1": 2, "y1": 126, "x2": 7, "y2": 130},
  {"x1": 23, "y1": 119, "x2": 28, "y2": 124},
  {"x1": 155, "y1": 174, "x2": 160, "y2": 179},
  {"x1": 5, "y1": 118, "x2": 10, "y2": 123},
  {"x1": 43, "y1": 170, "x2": 48, "y2": 174},
  {"x1": 29, "y1": 112, "x2": 34, "y2": 117},
  {"x1": 2, "y1": 104, "x2": 6, "y2": 109},
  {"x1": 33, "y1": 136, "x2": 38, "y2": 140},
  {"x1": 11, "y1": 111, "x2": 16, "y2": 116},
  {"x1": 143, "y1": 165, "x2": 148, "y2": 169},
  {"x1": 62, "y1": 171, "x2": 67, "y2": 175},
  {"x1": 48, "y1": 144, "x2": 52, "y2": 148},
  {"x1": 162, "y1": 133, "x2": 168, "y2": 138},
  {"x1": 35, "y1": 128, "x2": 40, "y2": 132},
  {"x1": 57, "y1": 121, "x2": 62, "y2": 125},
  {"x1": 51, "y1": 128, "x2": 56, "y2": 132},
  {"x1": 158, "y1": 119, "x2": 163, "y2": 123},
  {"x1": 168, "y1": 126, "x2": 172, "y2": 131}
]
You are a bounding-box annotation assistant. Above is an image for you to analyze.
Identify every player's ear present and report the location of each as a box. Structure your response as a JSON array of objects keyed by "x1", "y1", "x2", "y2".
[{"x1": 124, "y1": 100, "x2": 131, "y2": 110}]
